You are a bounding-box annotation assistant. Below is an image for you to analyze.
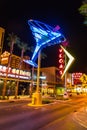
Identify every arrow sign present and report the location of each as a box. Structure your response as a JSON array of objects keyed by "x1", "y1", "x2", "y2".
[{"x1": 60, "y1": 45, "x2": 75, "y2": 78}]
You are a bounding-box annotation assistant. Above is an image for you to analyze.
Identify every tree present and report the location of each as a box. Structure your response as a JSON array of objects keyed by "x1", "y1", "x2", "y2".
[
  {"x1": 14, "y1": 42, "x2": 30, "y2": 98},
  {"x1": 2, "y1": 32, "x2": 20, "y2": 99},
  {"x1": 78, "y1": 0, "x2": 87, "y2": 25}
]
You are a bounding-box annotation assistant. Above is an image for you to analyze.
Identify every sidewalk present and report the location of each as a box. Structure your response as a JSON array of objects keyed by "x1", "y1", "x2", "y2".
[
  {"x1": 0, "y1": 95, "x2": 31, "y2": 102},
  {"x1": 73, "y1": 107, "x2": 87, "y2": 128}
]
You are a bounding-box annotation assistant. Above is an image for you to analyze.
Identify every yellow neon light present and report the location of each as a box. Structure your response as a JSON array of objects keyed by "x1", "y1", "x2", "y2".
[{"x1": 60, "y1": 45, "x2": 75, "y2": 78}]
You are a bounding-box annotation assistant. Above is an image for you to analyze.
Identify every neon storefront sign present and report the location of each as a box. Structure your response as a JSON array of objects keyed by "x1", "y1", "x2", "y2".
[{"x1": 0, "y1": 65, "x2": 31, "y2": 80}]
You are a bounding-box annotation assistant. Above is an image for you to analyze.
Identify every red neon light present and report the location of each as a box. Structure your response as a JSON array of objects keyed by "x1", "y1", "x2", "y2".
[
  {"x1": 59, "y1": 48, "x2": 63, "y2": 53},
  {"x1": 59, "y1": 59, "x2": 64, "y2": 64},
  {"x1": 59, "y1": 64, "x2": 64, "y2": 69}
]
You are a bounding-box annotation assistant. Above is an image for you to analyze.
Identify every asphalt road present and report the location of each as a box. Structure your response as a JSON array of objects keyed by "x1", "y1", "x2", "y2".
[{"x1": 0, "y1": 95, "x2": 87, "y2": 130}]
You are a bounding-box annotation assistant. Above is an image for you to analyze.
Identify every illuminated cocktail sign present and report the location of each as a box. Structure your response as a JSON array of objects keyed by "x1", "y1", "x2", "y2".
[
  {"x1": 24, "y1": 19, "x2": 74, "y2": 78},
  {"x1": 24, "y1": 19, "x2": 66, "y2": 67}
]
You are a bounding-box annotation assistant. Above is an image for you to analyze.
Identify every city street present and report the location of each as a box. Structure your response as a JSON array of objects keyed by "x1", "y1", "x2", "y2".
[{"x1": 0, "y1": 95, "x2": 87, "y2": 130}]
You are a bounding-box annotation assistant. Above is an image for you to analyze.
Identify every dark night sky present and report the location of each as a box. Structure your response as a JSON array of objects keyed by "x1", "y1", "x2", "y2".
[{"x1": 0, "y1": 0, "x2": 87, "y2": 73}]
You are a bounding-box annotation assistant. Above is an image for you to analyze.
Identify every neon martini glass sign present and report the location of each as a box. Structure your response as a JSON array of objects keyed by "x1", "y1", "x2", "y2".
[{"x1": 24, "y1": 19, "x2": 66, "y2": 67}]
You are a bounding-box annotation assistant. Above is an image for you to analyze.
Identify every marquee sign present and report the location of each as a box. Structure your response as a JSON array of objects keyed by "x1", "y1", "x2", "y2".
[{"x1": 0, "y1": 65, "x2": 31, "y2": 80}]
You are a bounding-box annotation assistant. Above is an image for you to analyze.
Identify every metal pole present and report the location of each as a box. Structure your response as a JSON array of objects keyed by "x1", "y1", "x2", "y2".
[
  {"x1": 29, "y1": 66, "x2": 34, "y2": 97},
  {"x1": 37, "y1": 50, "x2": 41, "y2": 92}
]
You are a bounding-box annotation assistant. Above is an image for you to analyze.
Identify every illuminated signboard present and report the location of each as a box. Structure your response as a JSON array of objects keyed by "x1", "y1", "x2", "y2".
[
  {"x1": 1, "y1": 51, "x2": 10, "y2": 64},
  {"x1": 0, "y1": 65, "x2": 31, "y2": 80},
  {"x1": 60, "y1": 45, "x2": 75, "y2": 78},
  {"x1": 24, "y1": 19, "x2": 66, "y2": 67},
  {"x1": 58, "y1": 47, "x2": 65, "y2": 76},
  {"x1": 72, "y1": 73, "x2": 82, "y2": 85}
]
